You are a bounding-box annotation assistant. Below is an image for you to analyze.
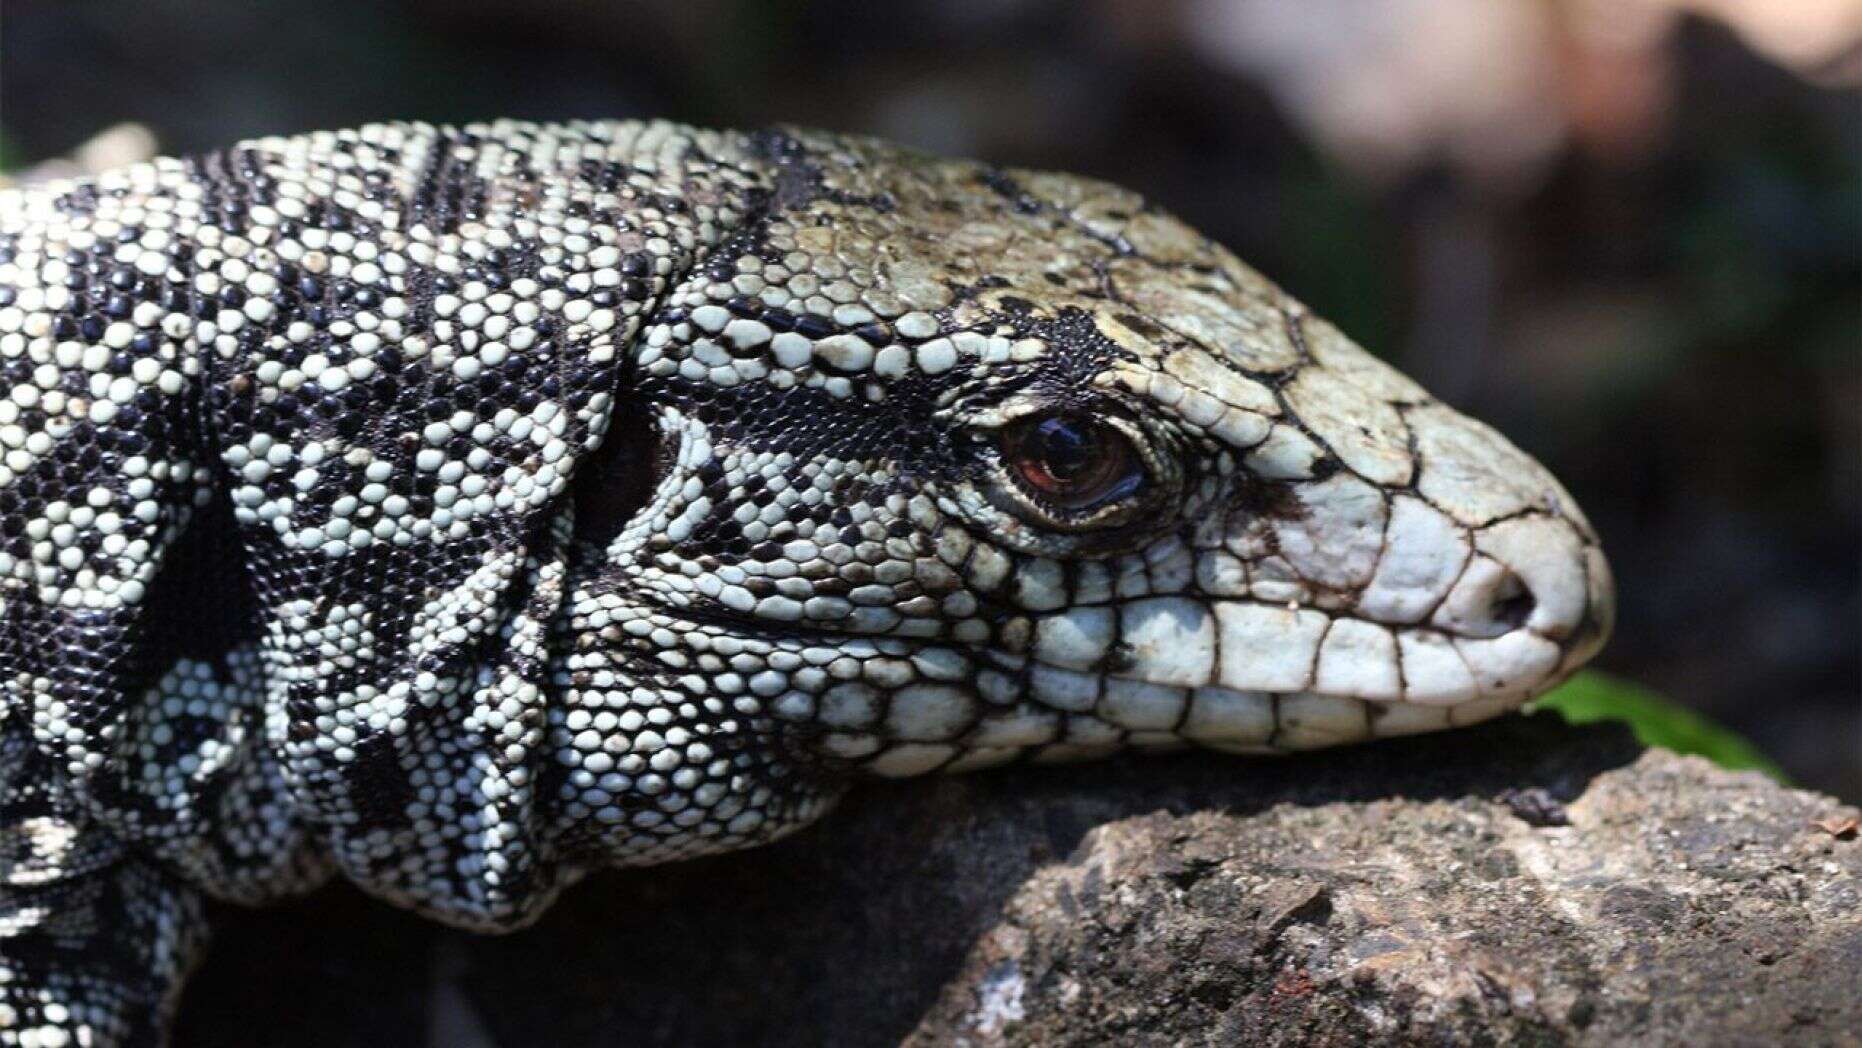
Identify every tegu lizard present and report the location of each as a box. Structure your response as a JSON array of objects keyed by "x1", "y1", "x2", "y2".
[{"x1": 0, "y1": 120, "x2": 1612, "y2": 1046}]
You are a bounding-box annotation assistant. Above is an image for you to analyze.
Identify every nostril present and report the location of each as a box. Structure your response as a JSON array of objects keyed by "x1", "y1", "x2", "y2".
[
  {"x1": 1490, "y1": 572, "x2": 1536, "y2": 632},
  {"x1": 1431, "y1": 520, "x2": 1592, "y2": 642},
  {"x1": 1429, "y1": 558, "x2": 1540, "y2": 638}
]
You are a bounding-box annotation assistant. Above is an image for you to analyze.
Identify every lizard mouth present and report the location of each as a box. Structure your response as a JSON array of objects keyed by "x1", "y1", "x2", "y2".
[
  {"x1": 1006, "y1": 545, "x2": 1613, "y2": 754},
  {"x1": 851, "y1": 593, "x2": 1611, "y2": 776}
]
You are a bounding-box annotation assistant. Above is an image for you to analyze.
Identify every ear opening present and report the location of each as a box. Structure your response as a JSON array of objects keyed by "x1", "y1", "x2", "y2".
[
  {"x1": 141, "y1": 487, "x2": 257, "y2": 661},
  {"x1": 571, "y1": 396, "x2": 669, "y2": 550}
]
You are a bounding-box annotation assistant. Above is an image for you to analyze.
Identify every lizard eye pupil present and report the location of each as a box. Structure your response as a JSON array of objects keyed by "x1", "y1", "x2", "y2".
[
  {"x1": 1004, "y1": 414, "x2": 1145, "y2": 511},
  {"x1": 1033, "y1": 417, "x2": 1097, "y2": 481}
]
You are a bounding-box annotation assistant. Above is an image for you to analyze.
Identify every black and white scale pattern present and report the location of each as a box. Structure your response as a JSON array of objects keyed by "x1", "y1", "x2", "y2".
[{"x1": 0, "y1": 120, "x2": 1613, "y2": 1046}]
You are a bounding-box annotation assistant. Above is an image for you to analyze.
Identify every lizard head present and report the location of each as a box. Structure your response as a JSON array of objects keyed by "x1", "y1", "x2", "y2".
[{"x1": 591, "y1": 127, "x2": 1613, "y2": 782}]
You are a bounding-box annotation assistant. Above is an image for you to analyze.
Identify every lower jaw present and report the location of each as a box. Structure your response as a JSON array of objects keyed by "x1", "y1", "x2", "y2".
[
  {"x1": 858, "y1": 682, "x2": 1558, "y2": 777},
  {"x1": 1162, "y1": 685, "x2": 1539, "y2": 754},
  {"x1": 1069, "y1": 675, "x2": 1562, "y2": 752}
]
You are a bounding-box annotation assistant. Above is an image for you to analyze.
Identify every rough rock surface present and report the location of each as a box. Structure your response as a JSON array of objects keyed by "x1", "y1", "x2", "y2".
[{"x1": 175, "y1": 714, "x2": 1860, "y2": 1047}]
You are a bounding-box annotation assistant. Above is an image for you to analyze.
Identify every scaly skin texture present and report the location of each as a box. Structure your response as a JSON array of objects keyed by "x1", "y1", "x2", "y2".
[{"x1": 0, "y1": 121, "x2": 1611, "y2": 1046}]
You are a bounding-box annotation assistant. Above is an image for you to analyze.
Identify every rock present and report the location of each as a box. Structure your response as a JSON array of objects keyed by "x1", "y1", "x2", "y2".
[{"x1": 175, "y1": 714, "x2": 1861, "y2": 1046}]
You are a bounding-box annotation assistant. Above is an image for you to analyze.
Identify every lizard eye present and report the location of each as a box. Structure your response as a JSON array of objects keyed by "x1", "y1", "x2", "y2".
[{"x1": 1001, "y1": 413, "x2": 1147, "y2": 518}]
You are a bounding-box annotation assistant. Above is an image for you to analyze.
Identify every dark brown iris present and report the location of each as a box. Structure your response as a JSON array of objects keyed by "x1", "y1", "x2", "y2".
[{"x1": 1002, "y1": 414, "x2": 1145, "y2": 511}]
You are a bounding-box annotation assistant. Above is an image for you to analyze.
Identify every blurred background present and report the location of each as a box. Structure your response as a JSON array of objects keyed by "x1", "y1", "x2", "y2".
[{"x1": 3, "y1": 0, "x2": 1857, "y2": 799}]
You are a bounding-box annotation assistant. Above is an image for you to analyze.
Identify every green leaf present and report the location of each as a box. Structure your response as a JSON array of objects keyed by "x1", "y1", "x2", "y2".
[{"x1": 1529, "y1": 671, "x2": 1789, "y2": 783}]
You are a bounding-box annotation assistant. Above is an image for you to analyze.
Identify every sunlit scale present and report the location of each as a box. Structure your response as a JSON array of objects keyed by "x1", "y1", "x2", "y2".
[{"x1": 0, "y1": 119, "x2": 1611, "y2": 1046}]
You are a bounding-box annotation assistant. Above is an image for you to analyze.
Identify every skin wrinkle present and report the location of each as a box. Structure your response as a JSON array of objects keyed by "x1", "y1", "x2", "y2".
[{"x1": 0, "y1": 119, "x2": 1612, "y2": 1046}]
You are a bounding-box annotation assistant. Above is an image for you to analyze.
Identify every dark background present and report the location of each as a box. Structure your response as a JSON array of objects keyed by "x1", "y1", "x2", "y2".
[{"x1": 3, "y1": 0, "x2": 1857, "y2": 799}]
